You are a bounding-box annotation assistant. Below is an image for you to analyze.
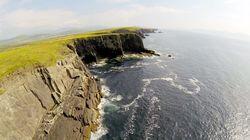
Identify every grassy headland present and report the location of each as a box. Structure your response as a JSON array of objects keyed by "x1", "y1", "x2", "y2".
[{"x1": 0, "y1": 27, "x2": 142, "y2": 80}]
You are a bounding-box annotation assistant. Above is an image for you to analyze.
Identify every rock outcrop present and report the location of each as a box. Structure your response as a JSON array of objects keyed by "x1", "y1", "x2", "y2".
[
  {"x1": 0, "y1": 54, "x2": 102, "y2": 140},
  {"x1": 111, "y1": 28, "x2": 157, "y2": 38},
  {"x1": 0, "y1": 29, "x2": 156, "y2": 140},
  {"x1": 71, "y1": 33, "x2": 157, "y2": 64}
]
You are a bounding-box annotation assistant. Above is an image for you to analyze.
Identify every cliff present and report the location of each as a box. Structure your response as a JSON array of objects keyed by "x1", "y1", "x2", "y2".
[
  {"x1": 0, "y1": 27, "x2": 156, "y2": 140},
  {"x1": 0, "y1": 54, "x2": 102, "y2": 140},
  {"x1": 71, "y1": 33, "x2": 156, "y2": 64}
]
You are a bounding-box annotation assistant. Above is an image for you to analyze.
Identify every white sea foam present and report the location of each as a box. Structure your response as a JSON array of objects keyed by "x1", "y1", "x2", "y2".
[
  {"x1": 90, "y1": 97, "x2": 109, "y2": 140},
  {"x1": 120, "y1": 75, "x2": 202, "y2": 138},
  {"x1": 145, "y1": 96, "x2": 161, "y2": 139},
  {"x1": 189, "y1": 78, "x2": 201, "y2": 94},
  {"x1": 122, "y1": 77, "x2": 168, "y2": 110},
  {"x1": 111, "y1": 95, "x2": 123, "y2": 102},
  {"x1": 159, "y1": 65, "x2": 168, "y2": 69},
  {"x1": 140, "y1": 74, "x2": 202, "y2": 95},
  {"x1": 135, "y1": 61, "x2": 151, "y2": 66},
  {"x1": 92, "y1": 57, "x2": 167, "y2": 75},
  {"x1": 91, "y1": 59, "x2": 108, "y2": 67},
  {"x1": 122, "y1": 83, "x2": 162, "y2": 139},
  {"x1": 108, "y1": 57, "x2": 166, "y2": 72},
  {"x1": 101, "y1": 85, "x2": 111, "y2": 97},
  {"x1": 92, "y1": 64, "x2": 202, "y2": 139},
  {"x1": 121, "y1": 102, "x2": 139, "y2": 140},
  {"x1": 156, "y1": 59, "x2": 163, "y2": 63},
  {"x1": 167, "y1": 76, "x2": 201, "y2": 95},
  {"x1": 123, "y1": 94, "x2": 144, "y2": 110},
  {"x1": 90, "y1": 84, "x2": 111, "y2": 140}
]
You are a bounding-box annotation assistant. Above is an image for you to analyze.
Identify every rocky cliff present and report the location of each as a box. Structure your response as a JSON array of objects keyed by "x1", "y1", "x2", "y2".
[
  {"x1": 70, "y1": 33, "x2": 156, "y2": 64},
  {"x1": 0, "y1": 29, "x2": 156, "y2": 140},
  {"x1": 0, "y1": 54, "x2": 102, "y2": 140}
]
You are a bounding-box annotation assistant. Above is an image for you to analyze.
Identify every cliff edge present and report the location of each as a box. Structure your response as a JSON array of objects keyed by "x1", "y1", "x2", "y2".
[{"x1": 0, "y1": 27, "x2": 157, "y2": 140}]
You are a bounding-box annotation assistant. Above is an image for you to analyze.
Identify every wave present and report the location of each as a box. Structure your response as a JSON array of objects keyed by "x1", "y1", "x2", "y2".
[
  {"x1": 90, "y1": 59, "x2": 108, "y2": 68},
  {"x1": 123, "y1": 73, "x2": 202, "y2": 111},
  {"x1": 119, "y1": 74, "x2": 203, "y2": 139},
  {"x1": 189, "y1": 78, "x2": 201, "y2": 94},
  {"x1": 144, "y1": 96, "x2": 161, "y2": 139},
  {"x1": 120, "y1": 102, "x2": 139, "y2": 140},
  {"x1": 90, "y1": 57, "x2": 168, "y2": 75},
  {"x1": 110, "y1": 95, "x2": 123, "y2": 102},
  {"x1": 90, "y1": 99, "x2": 109, "y2": 140},
  {"x1": 121, "y1": 82, "x2": 162, "y2": 139},
  {"x1": 142, "y1": 74, "x2": 202, "y2": 95},
  {"x1": 91, "y1": 84, "x2": 111, "y2": 139},
  {"x1": 123, "y1": 94, "x2": 144, "y2": 110},
  {"x1": 101, "y1": 84, "x2": 111, "y2": 97}
]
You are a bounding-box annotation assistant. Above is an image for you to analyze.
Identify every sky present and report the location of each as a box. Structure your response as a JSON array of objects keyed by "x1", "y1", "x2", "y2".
[{"x1": 0, "y1": 0, "x2": 250, "y2": 39}]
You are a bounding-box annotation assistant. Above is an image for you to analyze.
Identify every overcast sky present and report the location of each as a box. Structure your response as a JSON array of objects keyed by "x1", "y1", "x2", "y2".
[{"x1": 1, "y1": 0, "x2": 250, "y2": 39}]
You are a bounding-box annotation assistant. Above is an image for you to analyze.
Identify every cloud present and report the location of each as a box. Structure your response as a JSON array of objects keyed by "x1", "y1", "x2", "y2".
[
  {"x1": 224, "y1": 0, "x2": 249, "y2": 4},
  {"x1": 97, "y1": 0, "x2": 131, "y2": 3},
  {"x1": 1, "y1": 4, "x2": 185, "y2": 36},
  {"x1": 0, "y1": 0, "x2": 33, "y2": 6},
  {"x1": 224, "y1": 0, "x2": 250, "y2": 10},
  {"x1": 0, "y1": 9, "x2": 83, "y2": 38},
  {"x1": 0, "y1": 0, "x2": 9, "y2": 6},
  {"x1": 2, "y1": 9, "x2": 81, "y2": 29},
  {"x1": 19, "y1": 0, "x2": 34, "y2": 4},
  {"x1": 2, "y1": 1, "x2": 250, "y2": 39},
  {"x1": 83, "y1": 5, "x2": 186, "y2": 28}
]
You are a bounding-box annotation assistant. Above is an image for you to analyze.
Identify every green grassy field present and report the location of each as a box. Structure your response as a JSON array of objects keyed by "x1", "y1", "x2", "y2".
[{"x1": 0, "y1": 27, "x2": 142, "y2": 80}]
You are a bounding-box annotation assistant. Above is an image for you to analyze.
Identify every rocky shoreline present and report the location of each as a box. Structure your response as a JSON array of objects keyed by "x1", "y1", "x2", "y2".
[{"x1": 0, "y1": 28, "x2": 157, "y2": 140}]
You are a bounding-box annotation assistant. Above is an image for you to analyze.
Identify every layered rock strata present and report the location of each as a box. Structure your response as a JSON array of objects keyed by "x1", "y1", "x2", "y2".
[
  {"x1": 0, "y1": 54, "x2": 102, "y2": 140},
  {"x1": 0, "y1": 30, "x2": 156, "y2": 140}
]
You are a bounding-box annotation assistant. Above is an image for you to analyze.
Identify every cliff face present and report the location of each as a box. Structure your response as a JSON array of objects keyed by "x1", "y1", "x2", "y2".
[
  {"x1": 71, "y1": 33, "x2": 156, "y2": 64},
  {"x1": 0, "y1": 54, "x2": 102, "y2": 140},
  {"x1": 0, "y1": 30, "x2": 155, "y2": 140}
]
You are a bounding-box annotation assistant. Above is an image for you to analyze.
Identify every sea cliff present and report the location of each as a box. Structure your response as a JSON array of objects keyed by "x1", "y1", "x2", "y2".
[{"x1": 0, "y1": 27, "x2": 156, "y2": 140}]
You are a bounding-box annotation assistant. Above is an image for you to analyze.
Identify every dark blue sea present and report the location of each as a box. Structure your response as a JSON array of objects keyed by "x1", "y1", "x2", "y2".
[{"x1": 90, "y1": 30, "x2": 250, "y2": 140}]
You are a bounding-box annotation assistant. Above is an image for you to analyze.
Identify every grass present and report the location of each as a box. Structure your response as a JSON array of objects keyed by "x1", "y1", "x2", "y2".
[
  {"x1": 0, "y1": 27, "x2": 142, "y2": 80},
  {"x1": 0, "y1": 88, "x2": 5, "y2": 95}
]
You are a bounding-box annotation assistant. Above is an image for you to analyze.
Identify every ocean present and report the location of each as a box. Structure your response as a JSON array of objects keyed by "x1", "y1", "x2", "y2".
[{"x1": 90, "y1": 30, "x2": 250, "y2": 140}]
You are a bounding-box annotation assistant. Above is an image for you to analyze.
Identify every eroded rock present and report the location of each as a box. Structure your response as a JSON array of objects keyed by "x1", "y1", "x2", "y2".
[
  {"x1": 0, "y1": 54, "x2": 102, "y2": 140},
  {"x1": 0, "y1": 31, "x2": 157, "y2": 140},
  {"x1": 74, "y1": 33, "x2": 158, "y2": 64}
]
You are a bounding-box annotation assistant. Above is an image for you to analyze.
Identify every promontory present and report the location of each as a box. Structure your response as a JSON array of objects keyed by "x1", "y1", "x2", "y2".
[{"x1": 0, "y1": 27, "x2": 156, "y2": 140}]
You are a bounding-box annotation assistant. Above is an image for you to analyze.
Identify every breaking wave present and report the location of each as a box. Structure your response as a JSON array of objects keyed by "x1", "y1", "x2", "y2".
[
  {"x1": 91, "y1": 80, "x2": 111, "y2": 139},
  {"x1": 144, "y1": 95, "x2": 161, "y2": 139},
  {"x1": 121, "y1": 102, "x2": 139, "y2": 140},
  {"x1": 142, "y1": 74, "x2": 202, "y2": 95},
  {"x1": 123, "y1": 73, "x2": 202, "y2": 111}
]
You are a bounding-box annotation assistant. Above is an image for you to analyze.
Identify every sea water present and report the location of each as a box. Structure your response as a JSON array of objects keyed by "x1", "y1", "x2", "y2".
[{"x1": 91, "y1": 30, "x2": 250, "y2": 140}]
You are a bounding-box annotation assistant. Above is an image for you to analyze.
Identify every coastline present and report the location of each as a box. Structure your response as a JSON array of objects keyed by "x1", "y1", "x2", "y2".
[
  {"x1": 90, "y1": 83, "x2": 110, "y2": 140},
  {"x1": 88, "y1": 31, "x2": 158, "y2": 139},
  {"x1": 0, "y1": 27, "x2": 157, "y2": 140}
]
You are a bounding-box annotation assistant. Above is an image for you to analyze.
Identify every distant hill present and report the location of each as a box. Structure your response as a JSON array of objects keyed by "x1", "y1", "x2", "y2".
[{"x1": 0, "y1": 26, "x2": 107, "y2": 50}]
